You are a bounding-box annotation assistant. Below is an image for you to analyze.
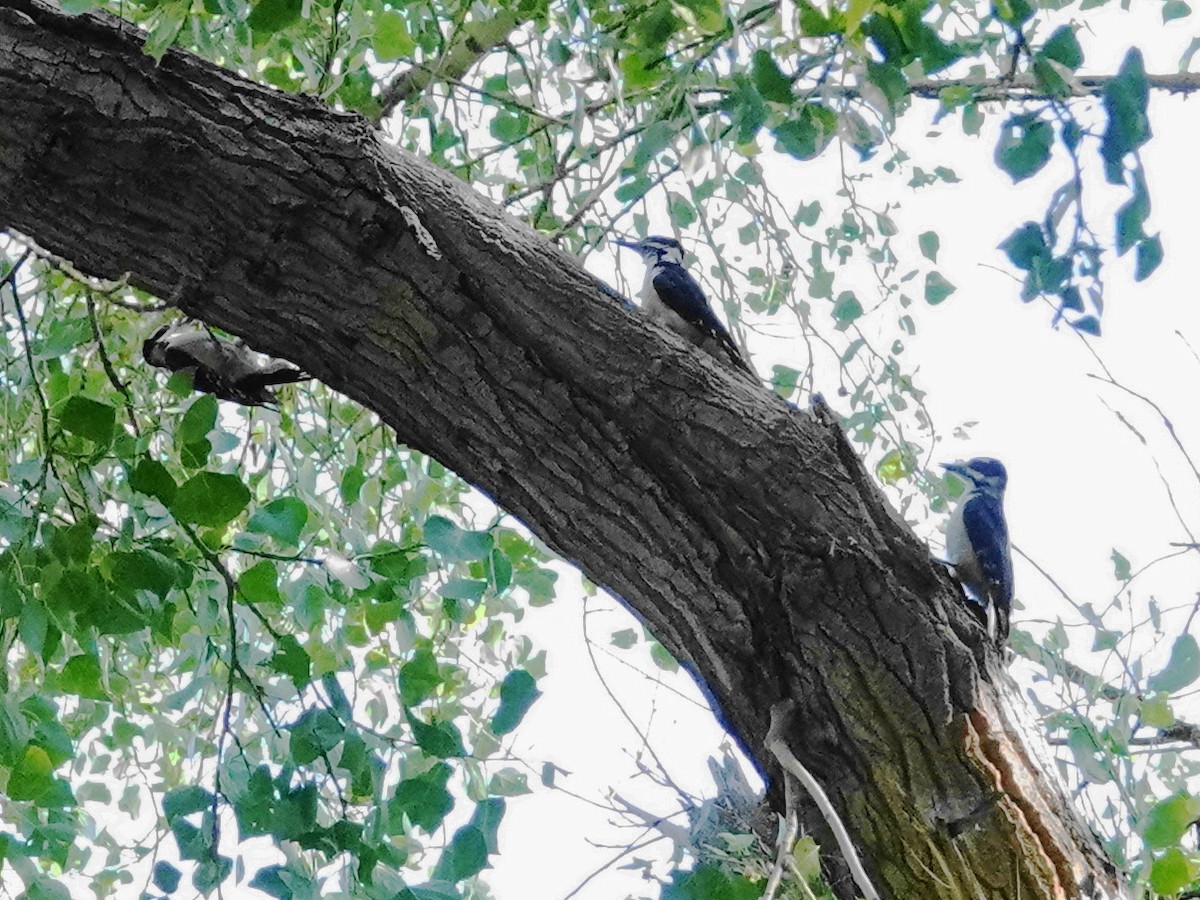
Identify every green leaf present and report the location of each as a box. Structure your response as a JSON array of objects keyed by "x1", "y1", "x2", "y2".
[
  {"x1": 59, "y1": 0, "x2": 101, "y2": 11},
  {"x1": 773, "y1": 104, "x2": 837, "y2": 160},
  {"x1": 918, "y1": 231, "x2": 940, "y2": 263},
  {"x1": 1150, "y1": 848, "x2": 1197, "y2": 894},
  {"x1": 247, "y1": 0, "x2": 303, "y2": 34},
  {"x1": 1101, "y1": 49, "x2": 1151, "y2": 183},
  {"x1": 398, "y1": 885, "x2": 462, "y2": 900},
  {"x1": 374, "y1": 11, "x2": 415, "y2": 61},
  {"x1": 1135, "y1": 234, "x2": 1164, "y2": 281},
  {"x1": 1143, "y1": 793, "x2": 1200, "y2": 848},
  {"x1": 491, "y1": 669, "x2": 540, "y2": 735},
  {"x1": 751, "y1": 50, "x2": 793, "y2": 103},
  {"x1": 399, "y1": 648, "x2": 442, "y2": 707},
  {"x1": 424, "y1": 516, "x2": 492, "y2": 561},
  {"x1": 487, "y1": 768, "x2": 531, "y2": 796},
  {"x1": 993, "y1": 0, "x2": 1033, "y2": 25},
  {"x1": 1040, "y1": 25, "x2": 1083, "y2": 70},
  {"x1": 661, "y1": 863, "x2": 761, "y2": 900},
  {"x1": 1163, "y1": 0, "x2": 1192, "y2": 21},
  {"x1": 650, "y1": 640, "x2": 679, "y2": 672},
  {"x1": 289, "y1": 709, "x2": 345, "y2": 765},
  {"x1": 1148, "y1": 635, "x2": 1200, "y2": 693},
  {"x1": 924, "y1": 272, "x2": 956, "y2": 305},
  {"x1": 994, "y1": 114, "x2": 1053, "y2": 183},
  {"x1": 268, "y1": 635, "x2": 312, "y2": 688},
  {"x1": 0, "y1": 698, "x2": 31, "y2": 766},
  {"x1": 611, "y1": 628, "x2": 638, "y2": 649},
  {"x1": 340, "y1": 465, "x2": 366, "y2": 505},
  {"x1": 152, "y1": 862, "x2": 182, "y2": 894},
  {"x1": 130, "y1": 458, "x2": 177, "y2": 504},
  {"x1": 866, "y1": 61, "x2": 907, "y2": 110},
  {"x1": 876, "y1": 449, "x2": 912, "y2": 485},
  {"x1": 1000, "y1": 223, "x2": 1048, "y2": 271},
  {"x1": 390, "y1": 763, "x2": 454, "y2": 832},
  {"x1": 178, "y1": 394, "x2": 218, "y2": 445},
  {"x1": 1141, "y1": 694, "x2": 1175, "y2": 728},
  {"x1": 193, "y1": 855, "x2": 233, "y2": 893},
  {"x1": 432, "y1": 826, "x2": 489, "y2": 883},
  {"x1": 406, "y1": 710, "x2": 465, "y2": 758},
  {"x1": 171, "y1": 472, "x2": 250, "y2": 527},
  {"x1": 797, "y1": 0, "x2": 843, "y2": 34},
  {"x1": 163, "y1": 785, "x2": 214, "y2": 822},
  {"x1": 143, "y1": 0, "x2": 189, "y2": 60},
  {"x1": 1067, "y1": 727, "x2": 1110, "y2": 783},
  {"x1": 247, "y1": 497, "x2": 308, "y2": 546},
  {"x1": 60, "y1": 654, "x2": 108, "y2": 700},
  {"x1": 440, "y1": 578, "x2": 487, "y2": 601},
  {"x1": 7, "y1": 745, "x2": 53, "y2": 801},
  {"x1": 792, "y1": 835, "x2": 821, "y2": 881},
  {"x1": 247, "y1": 865, "x2": 295, "y2": 899},
  {"x1": 61, "y1": 396, "x2": 115, "y2": 447},
  {"x1": 832, "y1": 292, "x2": 863, "y2": 329},
  {"x1": 631, "y1": 121, "x2": 675, "y2": 169},
  {"x1": 1111, "y1": 549, "x2": 1131, "y2": 581},
  {"x1": 238, "y1": 560, "x2": 282, "y2": 605}
]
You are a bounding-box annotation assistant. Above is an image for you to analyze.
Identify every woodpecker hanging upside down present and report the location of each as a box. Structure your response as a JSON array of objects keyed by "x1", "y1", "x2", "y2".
[
  {"x1": 615, "y1": 235, "x2": 754, "y2": 376},
  {"x1": 142, "y1": 321, "x2": 308, "y2": 407},
  {"x1": 942, "y1": 457, "x2": 1015, "y2": 643}
]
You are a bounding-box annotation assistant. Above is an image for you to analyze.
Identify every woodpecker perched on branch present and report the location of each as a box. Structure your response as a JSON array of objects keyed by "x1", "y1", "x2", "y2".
[
  {"x1": 942, "y1": 457, "x2": 1014, "y2": 643},
  {"x1": 142, "y1": 321, "x2": 308, "y2": 407},
  {"x1": 615, "y1": 236, "x2": 754, "y2": 376}
]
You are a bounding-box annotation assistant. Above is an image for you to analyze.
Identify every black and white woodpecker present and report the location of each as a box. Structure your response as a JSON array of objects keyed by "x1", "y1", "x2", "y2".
[
  {"x1": 615, "y1": 236, "x2": 754, "y2": 375},
  {"x1": 942, "y1": 457, "x2": 1014, "y2": 643},
  {"x1": 142, "y1": 321, "x2": 308, "y2": 407}
]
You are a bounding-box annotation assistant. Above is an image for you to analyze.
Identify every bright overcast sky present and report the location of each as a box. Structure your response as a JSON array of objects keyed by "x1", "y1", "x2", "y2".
[{"x1": 477, "y1": 5, "x2": 1200, "y2": 898}]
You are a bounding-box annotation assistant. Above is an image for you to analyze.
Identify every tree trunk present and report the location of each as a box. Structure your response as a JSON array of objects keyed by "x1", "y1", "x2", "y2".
[{"x1": 0, "y1": 3, "x2": 1124, "y2": 897}]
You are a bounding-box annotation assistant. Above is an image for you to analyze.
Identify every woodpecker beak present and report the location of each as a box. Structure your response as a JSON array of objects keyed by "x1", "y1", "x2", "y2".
[
  {"x1": 940, "y1": 462, "x2": 968, "y2": 478},
  {"x1": 614, "y1": 238, "x2": 644, "y2": 252}
]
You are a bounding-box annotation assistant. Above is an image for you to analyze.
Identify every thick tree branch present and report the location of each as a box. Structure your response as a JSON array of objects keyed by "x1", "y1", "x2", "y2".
[{"x1": 0, "y1": 3, "x2": 1125, "y2": 897}]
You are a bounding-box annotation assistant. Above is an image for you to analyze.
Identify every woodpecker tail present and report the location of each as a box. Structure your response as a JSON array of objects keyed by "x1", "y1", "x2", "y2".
[{"x1": 717, "y1": 333, "x2": 755, "y2": 378}]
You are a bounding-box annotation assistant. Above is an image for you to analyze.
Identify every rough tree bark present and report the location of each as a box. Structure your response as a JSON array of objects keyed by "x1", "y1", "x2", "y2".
[{"x1": 0, "y1": 2, "x2": 1124, "y2": 897}]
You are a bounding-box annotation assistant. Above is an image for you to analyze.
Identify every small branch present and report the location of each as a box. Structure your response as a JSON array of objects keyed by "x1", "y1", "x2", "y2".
[
  {"x1": 86, "y1": 295, "x2": 140, "y2": 436},
  {"x1": 1014, "y1": 639, "x2": 1200, "y2": 749},
  {"x1": 377, "y1": 9, "x2": 525, "y2": 120},
  {"x1": 6, "y1": 229, "x2": 140, "y2": 298},
  {"x1": 898, "y1": 71, "x2": 1200, "y2": 103},
  {"x1": 762, "y1": 773, "x2": 799, "y2": 900},
  {"x1": 766, "y1": 701, "x2": 881, "y2": 900}
]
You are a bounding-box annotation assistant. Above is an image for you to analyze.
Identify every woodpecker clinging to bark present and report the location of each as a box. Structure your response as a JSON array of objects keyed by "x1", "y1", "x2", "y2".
[
  {"x1": 615, "y1": 236, "x2": 754, "y2": 375},
  {"x1": 142, "y1": 321, "x2": 308, "y2": 407},
  {"x1": 942, "y1": 457, "x2": 1014, "y2": 643}
]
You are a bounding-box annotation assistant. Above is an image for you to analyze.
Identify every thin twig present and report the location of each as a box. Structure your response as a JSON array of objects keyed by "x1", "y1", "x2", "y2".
[{"x1": 766, "y1": 701, "x2": 881, "y2": 900}]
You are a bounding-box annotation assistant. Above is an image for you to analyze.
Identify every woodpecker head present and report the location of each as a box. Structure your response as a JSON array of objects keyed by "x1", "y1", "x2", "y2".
[
  {"x1": 942, "y1": 457, "x2": 1008, "y2": 495},
  {"x1": 615, "y1": 235, "x2": 685, "y2": 267}
]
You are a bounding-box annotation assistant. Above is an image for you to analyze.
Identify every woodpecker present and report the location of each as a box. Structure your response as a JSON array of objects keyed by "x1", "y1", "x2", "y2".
[
  {"x1": 615, "y1": 236, "x2": 753, "y2": 375},
  {"x1": 942, "y1": 457, "x2": 1014, "y2": 643},
  {"x1": 142, "y1": 321, "x2": 308, "y2": 407}
]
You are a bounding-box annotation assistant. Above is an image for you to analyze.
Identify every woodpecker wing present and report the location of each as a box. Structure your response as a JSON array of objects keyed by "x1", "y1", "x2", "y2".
[
  {"x1": 650, "y1": 267, "x2": 752, "y2": 373},
  {"x1": 960, "y1": 494, "x2": 1014, "y2": 612}
]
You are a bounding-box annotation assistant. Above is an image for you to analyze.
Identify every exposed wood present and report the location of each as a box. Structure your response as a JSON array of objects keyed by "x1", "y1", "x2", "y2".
[{"x1": 0, "y1": 3, "x2": 1125, "y2": 896}]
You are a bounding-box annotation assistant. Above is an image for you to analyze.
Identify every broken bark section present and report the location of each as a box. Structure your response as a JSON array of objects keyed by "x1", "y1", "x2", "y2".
[{"x1": 0, "y1": 2, "x2": 1124, "y2": 897}]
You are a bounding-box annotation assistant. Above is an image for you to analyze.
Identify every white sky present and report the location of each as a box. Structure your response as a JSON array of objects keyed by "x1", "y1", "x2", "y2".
[{"x1": 481, "y1": 6, "x2": 1200, "y2": 898}]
